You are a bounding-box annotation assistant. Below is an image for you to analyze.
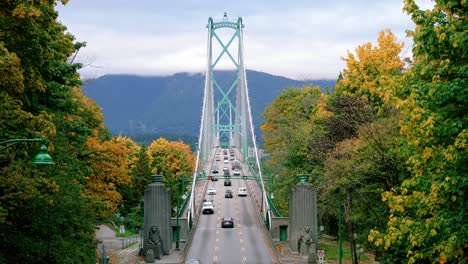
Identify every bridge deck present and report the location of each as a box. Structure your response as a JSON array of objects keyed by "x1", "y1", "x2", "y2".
[{"x1": 185, "y1": 147, "x2": 277, "y2": 263}]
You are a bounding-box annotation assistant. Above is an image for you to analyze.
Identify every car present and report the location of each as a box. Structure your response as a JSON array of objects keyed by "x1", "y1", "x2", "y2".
[
  {"x1": 211, "y1": 176, "x2": 218, "y2": 181},
  {"x1": 230, "y1": 156, "x2": 235, "y2": 161},
  {"x1": 225, "y1": 190, "x2": 233, "y2": 198},
  {"x1": 223, "y1": 159, "x2": 229, "y2": 164},
  {"x1": 231, "y1": 160, "x2": 241, "y2": 170},
  {"x1": 221, "y1": 217, "x2": 234, "y2": 228},
  {"x1": 215, "y1": 156, "x2": 221, "y2": 161},
  {"x1": 202, "y1": 201, "x2": 214, "y2": 214},
  {"x1": 224, "y1": 179, "x2": 232, "y2": 186},
  {"x1": 238, "y1": 187, "x2": 247, "y2": 197},
  {"x1": 233, "y1": 169, "x2": 241, "y2": 175},
  {"x1": 211, "y1": 167, "x2": 219, "y2": 174},
  {"x1": 207, "y1": 188, "x2": 216, "y2": 195}
]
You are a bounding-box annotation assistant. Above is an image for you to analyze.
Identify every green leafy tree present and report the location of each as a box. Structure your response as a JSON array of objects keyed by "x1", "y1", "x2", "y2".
[
  {"x1": 369, "y1": 1, "x2": 467, "y2": 263},
  {"x1": 0, "y1": 1, "x2": 105, "y2": 263},
  {"x1": 261, "y1": 86, "x2": 324, "y2": 215}
]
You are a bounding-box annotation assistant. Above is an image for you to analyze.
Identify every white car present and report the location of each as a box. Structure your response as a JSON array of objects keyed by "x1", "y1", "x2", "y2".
[
  {"x1": 207, "y1": 188, "x2": 216, "y2": 195},
  {"x1": 238, "y1": 187, "x2": 247, "y2": 197},
  {"x1": 233, "y1": 169, "x2": 241, "y2": 175},
  {"x1": 223, "y1": 159, "x2": 229, "y2": 164},
  {"x1": 202, "y1": 201, "x2": 214, "y2": 214}
]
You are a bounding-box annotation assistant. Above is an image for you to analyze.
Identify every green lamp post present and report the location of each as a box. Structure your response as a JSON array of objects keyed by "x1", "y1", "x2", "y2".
[
  {"x1": 0, "y1": 137, "x2": 53, "y2": 165},
  {"x1": 33, "y1": 145, "x2": 54, "y2": 165}
]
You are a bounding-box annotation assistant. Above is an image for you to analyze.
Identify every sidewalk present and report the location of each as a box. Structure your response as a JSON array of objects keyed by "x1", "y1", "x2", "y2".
[{"x1": 96, "y1": 224, "x2": 141, "y2": 264}]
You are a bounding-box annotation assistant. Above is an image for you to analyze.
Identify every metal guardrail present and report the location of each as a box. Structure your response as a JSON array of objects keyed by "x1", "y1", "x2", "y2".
[
  {"x1": 177, "y1": 190, "x2": 192, "y2": 217},
  {"x1": 266, "y1": 196, "x2": 282, "y2": 217},
  {"x1": 121, "y1": 233, "x2": 140, "y2": 249},
  {"x1": 248, "y1": 164, "x2": 282, "y2": 217}
]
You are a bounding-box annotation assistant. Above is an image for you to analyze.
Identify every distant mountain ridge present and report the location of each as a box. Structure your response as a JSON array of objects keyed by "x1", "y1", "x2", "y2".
[{"x1": 83, "y1": 70, "x2": 336, "y2": 139}]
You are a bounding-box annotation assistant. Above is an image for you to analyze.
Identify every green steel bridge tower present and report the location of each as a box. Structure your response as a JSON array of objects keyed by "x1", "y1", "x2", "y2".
[
  {"x1": 188, "y1": 13, "x2": 271, "y2": 229},
  {"x1": 200, "y1": 13, "x2": 249, "y2": 162}
]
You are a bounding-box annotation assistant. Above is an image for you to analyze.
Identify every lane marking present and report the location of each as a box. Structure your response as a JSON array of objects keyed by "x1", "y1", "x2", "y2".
[
  {"x1": 240, "y1": 238, "x2": 244, "y2": 243},
  {"x1": 214, "y1": 255, "x2": 218, "y2": 263},
  {"x1": 241, "y1": 247, "x2": 245, "y2": 252},
  {"x1": 243, "y1": 256, "x2": 247, "y2": 263},
  {"x1": 214, "y1": 246, "x2": 219, "y2": 251},
  {"x1": 216, "y1": 230, "x2": 220, "y2": 234},
  {"x1": 216, "y1": 238, "x2": 219, "y2": 242},
  {"x1": 238, "y1": 231, "x2": 242, "y2": 235}
]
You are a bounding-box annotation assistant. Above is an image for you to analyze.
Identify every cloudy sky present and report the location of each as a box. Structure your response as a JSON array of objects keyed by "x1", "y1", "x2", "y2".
[{"x1": 56, "y1": 0, "x2": 433, "y2": 80}]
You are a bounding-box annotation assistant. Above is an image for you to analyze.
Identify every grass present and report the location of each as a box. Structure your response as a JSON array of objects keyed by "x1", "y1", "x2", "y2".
[
  {"x1": 113, "y1": 226, "x2": 139, "y2": 238},
  {"x1": 318, "y1": 240, "x2": 369, "y2": 261}
]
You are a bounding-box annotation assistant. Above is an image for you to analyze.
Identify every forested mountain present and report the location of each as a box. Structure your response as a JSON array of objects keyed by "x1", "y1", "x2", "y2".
[{"x1": 83, "y1": 70, "x2": 335, "y2": 139}]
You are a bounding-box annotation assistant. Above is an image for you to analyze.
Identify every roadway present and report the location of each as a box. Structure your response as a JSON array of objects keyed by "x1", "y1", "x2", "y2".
[{"x1": 186, "y1": 148, "x2": 276, "y2": 264}]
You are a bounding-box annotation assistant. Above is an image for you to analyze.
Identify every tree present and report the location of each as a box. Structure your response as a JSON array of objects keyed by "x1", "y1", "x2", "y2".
[
  {"x1": 130, "y1": 145, "x2": 152, "y2": 205},
  {"x1": 337, "y1": 29, "x2": 405, "y2": 114},
  {"x1": 0, "y1": 1, "x2": 103, "y2": 262},
  {"x1": 369, "y1": 1, "x2": 467, "y2": 263},
  {"x1": 261, "y1": 86, "x2": 324, "y2": 215},
  {"x1": 323, "y1": 117, "x2": 408, "y2": 264},
  {"x1": 147, "y1": 138, "x2": 195, "y2": 214},
  {"x1": 84, "y1": 137, "x2": 133, "y2": 219}
]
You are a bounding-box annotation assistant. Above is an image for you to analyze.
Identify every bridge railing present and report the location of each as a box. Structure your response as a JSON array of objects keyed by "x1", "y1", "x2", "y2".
[
  {"x1": 246, "y1": 164, "x2": 282, "y2": 217},
  {"x1": 176, "y1": 190, "x2": 192, "y2": 218}
]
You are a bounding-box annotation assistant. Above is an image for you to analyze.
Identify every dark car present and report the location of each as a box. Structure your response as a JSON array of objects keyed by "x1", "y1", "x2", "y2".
[
  {"x1": 224, "y1": 179, "x2": 232, "y2": 186},
  {"x1": 211, "y1": 176, "x2": 218, "y2": 181},
  {"x1": 221, "y1": 217, "x2": 234, "y2": 228},
  {"x1": 211, "y1": 167, "x2": 219, "y2": 174},
  {"x1": 225, "y1": 190, "x2": 233, "y2": 198}
]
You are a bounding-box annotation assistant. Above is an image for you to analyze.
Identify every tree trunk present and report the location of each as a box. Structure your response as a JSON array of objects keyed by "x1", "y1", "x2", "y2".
[{"x1": 345, "y1": 192, "x2": 358, "y2": 264}]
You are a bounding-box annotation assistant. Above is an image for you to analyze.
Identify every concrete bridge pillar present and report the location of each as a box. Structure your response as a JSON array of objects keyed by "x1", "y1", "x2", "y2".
[
  {"x1": 289, "y1": 177, "x2": 318, "y2": 256},
  {"x1": 143, "y1": 175, "x2": 172, "y2": 258}
]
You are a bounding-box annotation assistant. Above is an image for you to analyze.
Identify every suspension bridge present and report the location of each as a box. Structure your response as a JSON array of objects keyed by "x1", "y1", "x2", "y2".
[{"x1": 183, "y1": 14, "x2": 277, "y2": 263}]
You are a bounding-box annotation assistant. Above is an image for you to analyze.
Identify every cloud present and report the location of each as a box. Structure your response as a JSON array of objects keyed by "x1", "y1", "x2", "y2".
[{"x1": 58, "y1": 0, "x2": 416, "y2": 80}]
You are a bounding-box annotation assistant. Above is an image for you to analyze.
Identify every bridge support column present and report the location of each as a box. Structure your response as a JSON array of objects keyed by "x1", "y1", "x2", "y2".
[
  {"x1": 289, "y1": 177, "x2": 318, "y2": 263},
  {"x1": 143, "y1": 175, "x2": 173, "y2": 260}
]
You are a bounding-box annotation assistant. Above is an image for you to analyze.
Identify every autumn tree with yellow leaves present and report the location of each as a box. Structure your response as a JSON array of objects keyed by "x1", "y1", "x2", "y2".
[{"x1": 147, "y1": 138, "x2": 196, "y2": 215}]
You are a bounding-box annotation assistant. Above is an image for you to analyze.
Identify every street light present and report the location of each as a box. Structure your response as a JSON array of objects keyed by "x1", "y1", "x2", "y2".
[
  {"x1": 0, "y1": 137, "x2": 53, "y2": 165},
  {"x1": 175, "y1": 153, "x2": 186, "y2": 251}
]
